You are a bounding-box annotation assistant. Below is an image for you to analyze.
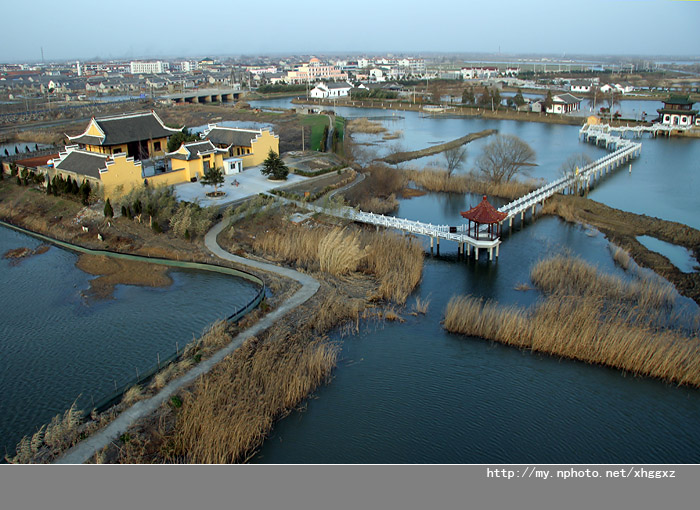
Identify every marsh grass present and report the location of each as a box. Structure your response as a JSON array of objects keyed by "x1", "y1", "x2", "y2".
[
  {"x1": 444, "y1": 255, "x2": 700, "y2": 387},
  {"x1": 253, "y1": 226, "x2": 423, "y2": 304},
  {"x1": 405, "y1": 168, "x2": 537, "y2": 200},
  {"x1": 347, "y1": 117, "x2": 387, "y2": 134},
  {"x1": 173, "y1": 335, "x2": 340, "y2": 463}
]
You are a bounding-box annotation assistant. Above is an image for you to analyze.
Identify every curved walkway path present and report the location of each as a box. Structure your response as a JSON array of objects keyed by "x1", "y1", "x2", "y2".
[{"x1": 55, "y1": 220, "x2": 320, "y2": 464}]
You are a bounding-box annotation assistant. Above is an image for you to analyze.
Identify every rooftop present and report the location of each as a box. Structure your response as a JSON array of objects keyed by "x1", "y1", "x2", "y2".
[
  {"x1": 67, "y1": 110, "x2": 182, "y2": 146},
  {"x1": 460, "y1": 196, "x2": 507, "y2": 224}
]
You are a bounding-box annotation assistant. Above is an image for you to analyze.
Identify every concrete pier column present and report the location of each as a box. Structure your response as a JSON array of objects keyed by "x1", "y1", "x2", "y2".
[
  {"x1": 531, "y1": 204, "x2": 536, "y2": 217},
  {"x1": 629, "y1": 164, "x2": 632, "y2": 174},
  {"x1": 489, "y1": 248, "x2": 493, "y2": 261},
  {"x1": 496, "y1": 244, "x2": 500, "y2": 258},
  {"x1": 436, "y1": 237, "x2": 440, "y2": 255},
  {"x1": 520, "y1": 211, "x2": 524, "y2": 223},
  {"x1": 509, "y1": 216, "x2": 513, "y2": 229},
  {"x1": 475, "y1": 247, "x2": 479, "y2": 259}
]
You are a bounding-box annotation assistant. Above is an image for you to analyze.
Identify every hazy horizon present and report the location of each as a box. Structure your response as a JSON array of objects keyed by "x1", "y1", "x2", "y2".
[{"x1": 1, "y1": 0, "x2": 698, "y2": 63}]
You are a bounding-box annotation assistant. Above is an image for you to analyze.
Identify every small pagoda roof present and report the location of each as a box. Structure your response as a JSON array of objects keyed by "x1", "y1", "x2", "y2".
[
  {"x1": 460, "y1": 195, "x2": 507, "y2": 224},
  {"x1": 663, "y1": 95, "x2": 695, "y2": 107}
]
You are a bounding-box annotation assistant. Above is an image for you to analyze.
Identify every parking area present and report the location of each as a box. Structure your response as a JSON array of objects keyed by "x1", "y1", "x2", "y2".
[{"x1": 173, "y1": 165, "x2": 309, "y2": 207}]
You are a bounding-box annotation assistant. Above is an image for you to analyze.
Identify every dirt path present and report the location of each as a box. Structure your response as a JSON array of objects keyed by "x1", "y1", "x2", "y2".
[
  {"x1": 378, "y1": 129, "x2": 497, "y2": 164},
  {"x1": 55, "y1": 220, "x2": 320, "y2": 464}
]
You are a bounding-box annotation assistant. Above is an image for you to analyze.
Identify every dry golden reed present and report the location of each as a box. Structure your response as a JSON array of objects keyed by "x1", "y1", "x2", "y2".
[
  {"x1": 347, "y1": 117, "x2": 387, "y2": 134},
  {"x1": 444, "y1": 255, "x2": 700, "y2": 387},
  {"x1": 254, "y1": 226, "x2": 424, "y2": 304},
  {"x1": 404, "y1": 168, "x2": 537, "y2": 200}
]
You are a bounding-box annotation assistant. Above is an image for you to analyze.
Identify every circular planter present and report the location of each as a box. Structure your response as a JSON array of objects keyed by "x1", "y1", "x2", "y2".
[{"x1": 205, "y1": 191, "x2": 226, "y2": 198}]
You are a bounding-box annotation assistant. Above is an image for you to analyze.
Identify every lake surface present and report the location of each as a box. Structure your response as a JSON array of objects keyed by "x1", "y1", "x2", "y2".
[
  {"x1": 637, "y1": 235, "x2": 699, "y2": 273},
  {"x1": 0, "y1": 226, "x2": 261, "y2": 458},
  {"x1": 246, "y1": 97, "x2": 700, "y2": 463},
  {"x1": 250, "y1": 97, "x2": 700, "y2": 230}
]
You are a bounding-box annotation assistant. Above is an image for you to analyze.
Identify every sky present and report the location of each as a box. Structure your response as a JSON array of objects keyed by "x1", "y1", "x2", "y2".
[{"x1": 1, "y1": 0, "x2": 699, "y2": 62}]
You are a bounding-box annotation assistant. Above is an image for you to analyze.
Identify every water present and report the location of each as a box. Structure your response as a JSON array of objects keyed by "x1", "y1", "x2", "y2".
[
  {"x1": 249, "y1": 97, "x2": 700, "y2": 229},
  {"x1": 245, "y1": 97, "x2": 700, "y2": 463},
  {"x1": 0, "y1": 226, "x2": 261, "y2": 458},
  {"x1": 637, "y1": 235, "x2": 699, "y2": 273},
  {"x1": 253, "y1": 198, "x2": 700, "y2": 464}
]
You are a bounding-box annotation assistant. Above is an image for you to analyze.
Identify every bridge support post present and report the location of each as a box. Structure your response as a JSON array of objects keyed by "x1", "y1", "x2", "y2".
[
  {"x1": 436, "y1": 237, "x2": 439, "y2": 255},
  {"x1": 629, "y1": 164, "x2": 632, "y2": 174},
  {"x1": 520, "y1": 211, "x2": 524, "y2": 224},
  {"x1": 475, "y1": 247, "x2": 479, "y2": 260},
  {"x1": 496, "y1": 244, "x2": 500, "y2": 258},
  {"x1": 509, "y1": 216, "x2": 513, "y2": 229},
  {"x1": 489, "y1": 247, "x2": 493, "y2": 261},
  {"x1": 531, "y1": 204, "x2": 536, "y2": 217},
  {"x1": 430, "y1": 237, "x2": 434, "y2": 251}
]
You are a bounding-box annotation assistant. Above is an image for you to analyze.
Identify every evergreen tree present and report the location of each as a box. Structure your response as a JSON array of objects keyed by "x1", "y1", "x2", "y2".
[
  {"x1": 79, "y1": 180, "x2": 91, "y2": 206},
  {"x1": 104, "y1": 198, "x2": 114, "y2": 218},
  {"x1": 260, "y1": 150, "x2": 289, "y2": 180},
  {"x1": 199, "y1": 166, "x2": 225, "y2": 193},
  {"x1": 513, "y1": 88, "x2": 526, "y2": 107},
  {"x1": 166, "y1": 128, "x2": 199, "y2": 153}
]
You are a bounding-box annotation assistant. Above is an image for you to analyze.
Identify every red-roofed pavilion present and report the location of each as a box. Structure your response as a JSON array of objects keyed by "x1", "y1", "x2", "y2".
[{"x1": 460, "y1": 195, "x2": 507, "y2": 241}]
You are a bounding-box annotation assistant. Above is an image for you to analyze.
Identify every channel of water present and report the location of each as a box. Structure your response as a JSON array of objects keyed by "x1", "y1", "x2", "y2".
[{"x1": 246, "y1": 97, "x2": 700, "y2": 463}]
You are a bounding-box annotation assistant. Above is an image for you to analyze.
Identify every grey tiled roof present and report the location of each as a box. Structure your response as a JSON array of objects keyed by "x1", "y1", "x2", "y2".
[
  {"x1": 204, "y1": 127, "x2": 257, "y2": 148},
  {"x1": 69, "y1": 112, "x2": 181, "y2": 146},
  {"x1": 55, "y1": 151, "x2": 108, "y2": 179}
]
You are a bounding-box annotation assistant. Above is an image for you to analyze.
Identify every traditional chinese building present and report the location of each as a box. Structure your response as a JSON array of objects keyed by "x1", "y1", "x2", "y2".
[
  {"x1": 460, "y1": 196, "x2": 507, "y2": 241},
  {"x1": 656, "y1": 96, "x2": 698, "y2": 127},
  {"x1": 66, "y1": 111, "x2": 183, "y2": 160}
]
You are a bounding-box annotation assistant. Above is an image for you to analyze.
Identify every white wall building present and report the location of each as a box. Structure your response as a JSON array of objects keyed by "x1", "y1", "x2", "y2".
[
  {"x1": 310, "y1": 81, "x2": 353, "y2": 99},
  {"x1": 130, "y1": 61, "x2": 170, "y2": 74}
]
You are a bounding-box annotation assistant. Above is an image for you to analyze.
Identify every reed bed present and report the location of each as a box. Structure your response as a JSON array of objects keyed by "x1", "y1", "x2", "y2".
[
  {"x1": 173, "y1": 334, "x2": 340, "y2": 463},
  {"x1": 357, "y1": 194, "x2": 399, "y2": 214},
  {"x1": 383, "y1": 130, "x2": 403, "y2": 140},
  {"x1": 404, "y1": 168, "x2": 536, "y2": 200},
  {"x1": 347, "y1": 117, "x2": 387, "y2": 134},
  {"x1": 253, "y1": 226, "x2": 424, "y2": 304},
  {"x1": 530, "y1": 254, "x2": 675, "y2": 310},
  {"x1": 443, "y1": 255, "x2": 700, "y2": 387}
]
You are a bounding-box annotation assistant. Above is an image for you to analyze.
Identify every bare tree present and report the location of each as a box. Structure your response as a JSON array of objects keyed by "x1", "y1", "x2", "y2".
[
  {"x1": 443, "y1": 146, "x2": 468, "y2": 177},
  {"x1": 476, "y1": 135, "x2": 536, "y2": 185},
  {"x1": 559, "y1": 153, "x2": 592, "y2": 178}
]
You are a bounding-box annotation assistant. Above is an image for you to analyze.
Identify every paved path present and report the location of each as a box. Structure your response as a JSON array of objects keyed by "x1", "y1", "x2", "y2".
[{"x1": 55, "y1": 220, "x2": 319, "y2": 464}]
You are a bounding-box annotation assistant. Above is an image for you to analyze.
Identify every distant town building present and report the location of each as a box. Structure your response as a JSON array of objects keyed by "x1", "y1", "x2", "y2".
[
  {"x1": 309, "y1": 81, "x2": 353, "y2": 99},
  {"x1": 286, "y1": 57, "x2": 347, "y2": 84},
  {"x1": 130, "y1": 61, "x2": 170, "y2": 74}
]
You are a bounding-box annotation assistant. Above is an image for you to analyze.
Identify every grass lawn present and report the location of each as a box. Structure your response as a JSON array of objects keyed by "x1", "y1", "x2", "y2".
[{"x1": 300, "y1": 114, "x2": 328, "y2": 151}]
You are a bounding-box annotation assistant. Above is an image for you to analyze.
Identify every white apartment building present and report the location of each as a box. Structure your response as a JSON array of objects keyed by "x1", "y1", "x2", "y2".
[{"x1": 130, "y1": 61, "x2": 170, "y2": 74}]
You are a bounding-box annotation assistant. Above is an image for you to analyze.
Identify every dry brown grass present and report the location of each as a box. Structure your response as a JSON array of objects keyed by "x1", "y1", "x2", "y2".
[
  {"x1": 610, "y1": 244, "x2": 632, "y2": 270},
  {"x1": 530, "y1": 254, "x2": 675, "y2": 310},
  {"x1": 343, "y1": 165, "x2": 406, "y2": 208},
  {"x1": 347, "y1": 117, "x2": 387, "y2": 134},
  {"x1": 6, "y1": 400, "x2": 85, "y2": 463},
  {"x1": 169, "y1": 287, "x2": 367, "y2": 463},
  {"x1": 253, "y1": 225, "x2": 424, "y2": 304},
  {"x1": 405, "y1": 168, "x2": 537, "y2": 200},
  {"x1": 383, "y1": 130, "x2": 403, "y2": 140},
  {"x1": 357, "y1": 194, "x2": 400, "y2": 214},
  {"x1": 412, "y1": 295, "x2": 431, "y2": 314},
  {"x1": 444, "y1": 255, "x2": 700, "y2": 387}
]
